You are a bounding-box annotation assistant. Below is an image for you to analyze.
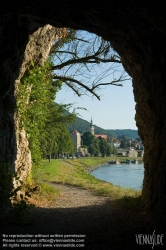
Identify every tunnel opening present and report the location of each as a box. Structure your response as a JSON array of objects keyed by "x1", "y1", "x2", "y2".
[{"x1": 0, "y1": 1, "x2": 166, "y2": 240}]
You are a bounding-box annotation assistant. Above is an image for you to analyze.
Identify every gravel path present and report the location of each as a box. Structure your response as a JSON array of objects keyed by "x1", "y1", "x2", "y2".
[
  {"x1": 47, "y1": 182, "x2": 110, "y2": 208},
  {"x1": 1, "y1": 182, "x2": 153, "y2": 250}
]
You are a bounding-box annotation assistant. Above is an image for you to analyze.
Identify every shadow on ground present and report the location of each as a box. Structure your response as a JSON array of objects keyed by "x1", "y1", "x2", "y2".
[{"x1": 1, "y1": 199, "x2": 157, "y2": 250}]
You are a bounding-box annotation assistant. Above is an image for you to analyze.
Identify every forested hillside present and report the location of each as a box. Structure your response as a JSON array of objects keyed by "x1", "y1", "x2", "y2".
[
  {"x1": 67, "y1": 115, "x2": 138, "y2": 138},
  {"x1": 107, "y1": 129, "x2": 138, "y2": 139},
  {"x1": 68, "y1": 117, "x2": 115, "y2": 136}
]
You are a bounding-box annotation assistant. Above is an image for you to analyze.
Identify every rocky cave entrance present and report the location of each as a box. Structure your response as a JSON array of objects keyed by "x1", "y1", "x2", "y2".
[{"x1": 0, "y1": 2, "x2": 166, "y2": 230}]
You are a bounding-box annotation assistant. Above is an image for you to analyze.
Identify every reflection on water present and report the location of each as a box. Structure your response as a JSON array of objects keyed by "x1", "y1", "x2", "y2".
[{"x1": 91, "y1": 164, "x2": 144, "y2": 190}]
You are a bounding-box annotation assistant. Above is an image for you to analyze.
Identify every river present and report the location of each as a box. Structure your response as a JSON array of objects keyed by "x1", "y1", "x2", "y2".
[{"x1": 91, "y1": 163, "x2": 144, "y2": 190}]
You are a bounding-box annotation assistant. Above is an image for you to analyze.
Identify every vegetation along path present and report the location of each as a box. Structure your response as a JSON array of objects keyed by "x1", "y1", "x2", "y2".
[{"x1": 1, "y1": 158, "x2": 154, "y2": 250}]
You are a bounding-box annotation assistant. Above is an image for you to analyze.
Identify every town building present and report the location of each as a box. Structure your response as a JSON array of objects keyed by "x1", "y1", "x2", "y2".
[
  {"x1": 89, "y1": 117, "x2": 95, "y2": 135},
  {"x1": 71, "y1": 129, "x2": 81, "y2": 151},
  {"x1": 71, "y1": 118, "x2": 108, "y2": 156},
  {"x1": 90, "y1": 118, "x2": 108, "y2": 140},
  {"x1": 126, "y1": 149, "x2": 138, "y2": 157},
  {"x1": 71, "y1": 129, "x2": 90, "y2": 157}
]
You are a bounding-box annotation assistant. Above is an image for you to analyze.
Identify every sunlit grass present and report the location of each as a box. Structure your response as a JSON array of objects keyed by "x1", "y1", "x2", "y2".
[{"x1": 32, "y1": 157, "x2": 142, "y2": 209}]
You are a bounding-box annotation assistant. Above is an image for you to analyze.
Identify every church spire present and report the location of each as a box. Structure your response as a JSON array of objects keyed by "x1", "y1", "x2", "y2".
[
  {"x1": 90, "y1": 117, "x2": 94, "y2": 135},
  {"x1": 90, "y1": 117, "x2": 93, "y2": 125}
]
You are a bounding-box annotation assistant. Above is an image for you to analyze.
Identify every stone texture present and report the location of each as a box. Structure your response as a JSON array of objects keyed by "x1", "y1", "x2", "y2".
[
  {"x1": 14, "y1": 25, "x2": 66, "y2": 186},
  {"x1": 0, "y1": 1, "x2": 165, "y2": 229}
]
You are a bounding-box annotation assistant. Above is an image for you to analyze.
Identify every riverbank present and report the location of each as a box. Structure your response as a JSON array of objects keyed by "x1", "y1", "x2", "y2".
[
  {"x1": 1, "y1": 157, "x2": 153, "y2": 250},
  {"x1": 85, "y1": 156, "x2": 143, "y2": 174},
  {"x1": 86, "y1": 162, "x2": 109, "y2": 174},
  {"x1": 1, "y1": 180, "x2": 153, "y2": 250},
  {"x1": 30, "y1": 157, "x2": 142, "y2": 208}
]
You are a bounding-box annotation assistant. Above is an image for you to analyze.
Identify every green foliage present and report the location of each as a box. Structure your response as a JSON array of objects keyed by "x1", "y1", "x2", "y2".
[
  {"x1": 107, "y1": 129, "x2": 139, "y2": 139},
  {"x1": 17, "y1": 59, "x2": 57, "y2": 164},
  {"x1": 17, "y1": 58, "x2": 76, "y2": 165},
  {"x1": 99, "y1": 139, "x2": 108, "y2": 157},
  {"x1": 121, "y1": 135, "x2": 127, "y2": 141},
  {"x1": 55, "y1": 126, "x2": 76, "y2": 155},
  {"x1": 67, "y1": 115, "x2": 138, "y2": 139},
  {"x1": 68, "y1": 115, "x2": 115, "y2": 137},
  {"x1": 120, "y1": 139, "x2": 127, "y2": 149},
  {"x1": 34, "y1": 158, "x2": 141, "y2": 204},
  {"x1": 88, "y1": 144, "x2": 99, "y2": 156},
  {"x1": 112, "y1": 147, "x2": 118, "y2": 155},
  {"x1": 81, "y1": 132, "x2": 96, "y2": 147},
  {"x1": 106, "y1": 144, "x2": 111, "y2": 156},
  {"x1": 81, "y1": 132, "x2": 115, "y2": 157},
  {"x1": 41, "y1": 103, "x2": 76, "y2": 158}
]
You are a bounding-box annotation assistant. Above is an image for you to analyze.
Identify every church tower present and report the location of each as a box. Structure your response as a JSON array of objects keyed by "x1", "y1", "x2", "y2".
[{"x1": 90, "y1": 117, "x2": 95, "y2": 135}]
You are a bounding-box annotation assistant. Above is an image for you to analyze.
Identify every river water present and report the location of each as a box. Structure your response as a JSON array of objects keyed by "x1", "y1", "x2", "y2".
[{"x1": 91, "y1": 163, "x2": 144, "y2": 190}]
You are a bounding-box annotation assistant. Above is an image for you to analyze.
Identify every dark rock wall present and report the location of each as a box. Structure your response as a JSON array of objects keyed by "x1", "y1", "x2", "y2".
[
  {"x1": 0, "y1": 1, "x2": 165, "y2": 228},
  {"x1": 0, "y1": 16, "x2": 30, "y2": 169},
  {"x1": 14, "y1": 25, "x2": 67, "y2": 185}
]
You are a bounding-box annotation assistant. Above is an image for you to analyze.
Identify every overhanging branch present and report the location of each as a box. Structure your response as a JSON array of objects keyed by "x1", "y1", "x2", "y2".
[
  {"x1": 91, "y1": 78, "x2": 130, "y2": 91},
  {"x1": 53, "y1": 75, "x2": 128, "y2": 100},
  {"x1": 53, "y1": 75, "x2": 101, "y2": 100}
]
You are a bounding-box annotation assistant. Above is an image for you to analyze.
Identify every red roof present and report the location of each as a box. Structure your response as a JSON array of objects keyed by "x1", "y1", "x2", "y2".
[
  {"x1": 95, "y1": 134, "x2": 108, "y2": 139},
  {"x1": 71, "y1": 129, "x2": 79, "y2": 134}
]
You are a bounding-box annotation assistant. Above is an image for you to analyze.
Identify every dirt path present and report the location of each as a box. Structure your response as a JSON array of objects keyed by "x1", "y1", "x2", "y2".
[
  {"x1": 46, "y1": 182, "x2": 110, "y2": 208},
  {"x1": 1, "y1": 182, "x2": 154, "y2": 250}
]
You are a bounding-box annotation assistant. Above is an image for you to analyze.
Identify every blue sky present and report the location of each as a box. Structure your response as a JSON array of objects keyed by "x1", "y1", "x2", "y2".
[
  {"x1": 54, "y1": 31, "x2": 137, "y2": 130},
  {"x1": 55, "y1": 79, "x2": 137, "y2": 130}
]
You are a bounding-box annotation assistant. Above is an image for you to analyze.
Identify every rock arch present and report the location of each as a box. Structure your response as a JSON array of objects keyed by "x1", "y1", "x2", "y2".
[{"x1": 0, "y1": 1, "x2": 165, "y2": 229}]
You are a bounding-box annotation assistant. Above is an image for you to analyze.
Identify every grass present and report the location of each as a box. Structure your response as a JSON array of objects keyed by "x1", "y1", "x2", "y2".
[{"x1": 31, "y1": 157, "x2": 143, "y2": 209}]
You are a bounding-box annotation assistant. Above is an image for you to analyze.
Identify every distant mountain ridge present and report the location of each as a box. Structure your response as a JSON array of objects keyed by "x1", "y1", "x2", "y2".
[
  {"x1": 67, "y1": 115, "x2": 138, "y2": 139},
  {"x1": 106, "y1": 129, "x2": 138, "y2": 139}
]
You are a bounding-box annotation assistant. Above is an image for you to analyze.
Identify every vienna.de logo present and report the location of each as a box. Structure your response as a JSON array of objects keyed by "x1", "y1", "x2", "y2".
[{"x1": 135, "y1": 230, "x2": 164, "y2": 249}]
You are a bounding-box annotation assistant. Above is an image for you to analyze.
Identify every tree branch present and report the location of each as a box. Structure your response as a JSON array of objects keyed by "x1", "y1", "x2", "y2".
[
  {"x1": 53, "y1": 75, "x2": 101, "y2": 100},
  {"x1": 51, "y1": 55, "x2": 121, "y2": 70},
  {"x1": 53, "y1": 51, "x2": 77, "y2": 56},
  {"x1": 53, "y1": 75, "x2": 129, "y2": 100},
  {"x1": 51, "y1": 31, "x2": 128, "y2": 101},
  {"x1": 63, "y1": 80, "x2": 81, "y2": 97},
  {"x1": 91, "y1": 78, "x2": 130, "y2": 91}
]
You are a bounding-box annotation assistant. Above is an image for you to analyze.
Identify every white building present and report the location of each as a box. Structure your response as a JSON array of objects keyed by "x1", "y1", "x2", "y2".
[{"x1": 71, "y1": 129, "x2": 81, "y2": 151}]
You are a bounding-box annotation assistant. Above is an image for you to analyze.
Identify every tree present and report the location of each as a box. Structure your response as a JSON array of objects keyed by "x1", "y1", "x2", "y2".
[
  {"x1": 93, "y1": 138, "x2": 100, "y2": 156},
  {"x1": 121, "y1": 135, "x2": 127, "y2": 142},
  {"x1": 55, "y1": 125, "x2": 76, "y2": 158},
  {"x1": 111, "y1": 147, "x2": 117, "y2": 155},
  {"x1": 120, "y1": 140, "x2": 127, "y2": 149},
  {"x1": 99, "y1": 139, "x2": 108, "y2": 157},
  {"x1": 51, "y1": 30, "x2": 130, "y2": 100},
  {"x1": 17, "y1": 30, "x2": 129, "y2": 165},
  {"x1": 106, "y1": 145, "x2": 111, "y2": 156},
  {"x1": 18, "y1": 59, "x2": 76, "y2": 165},
  {"x1": 88, "y1": 144, "x2": 97, "y2": 156},
  {"x1": 81, "y1": 132, "x2": 101, "y2": 156},
  {"x1": 42, "y1": 101, "x2": 76, "y2": 158},
  {"x1": 81, "y1": 132, "x2": 96, "y2": 147}
]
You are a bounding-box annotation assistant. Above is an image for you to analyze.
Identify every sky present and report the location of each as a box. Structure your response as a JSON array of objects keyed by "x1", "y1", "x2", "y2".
[
  {"x1": 55, "y1": 79, "x2": 137, "y2": 130},
  {"x1": 54, "y1": 31, "x2": 137, "y2": 130}
]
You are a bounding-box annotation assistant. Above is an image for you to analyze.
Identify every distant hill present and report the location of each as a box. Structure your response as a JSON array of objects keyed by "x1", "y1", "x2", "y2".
[
  {"x1": 106, "y1": 129, "x2": 139, "y2": 139},
  {"x1": 67, "y1": 115, "x2": 138, "y2": 139},
  {"x1": 68, "y1": 116, "x2": 115, "y2": 137}
]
